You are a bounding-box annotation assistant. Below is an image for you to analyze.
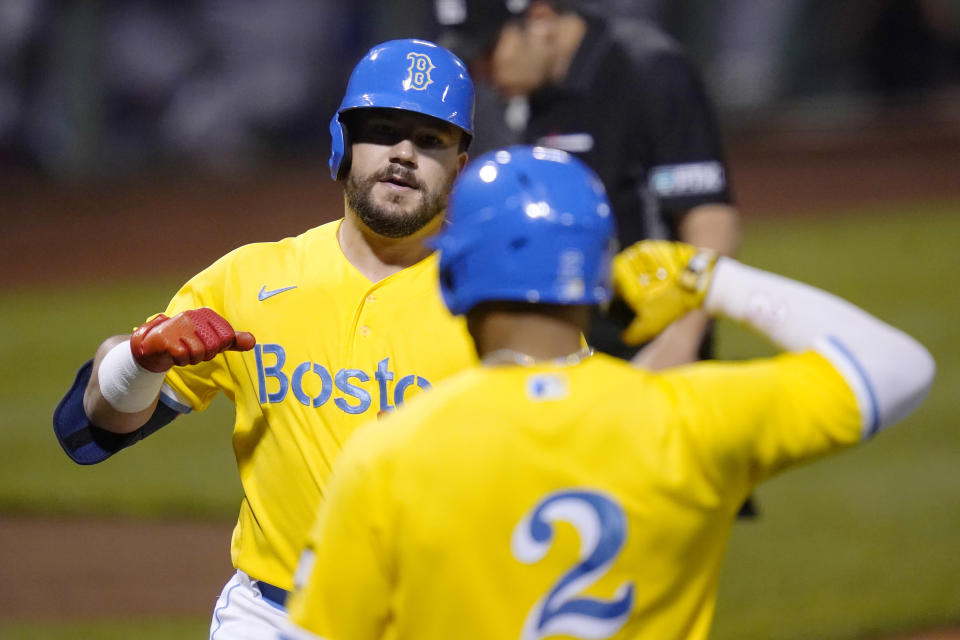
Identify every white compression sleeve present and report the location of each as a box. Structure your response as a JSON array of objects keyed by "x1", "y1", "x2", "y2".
[
  {"x1": 704, "y1": 257, "x2": 935, "y2": 437},
  {"x1": 98, "y1": 340, "x2": 166, "y2": 413}
]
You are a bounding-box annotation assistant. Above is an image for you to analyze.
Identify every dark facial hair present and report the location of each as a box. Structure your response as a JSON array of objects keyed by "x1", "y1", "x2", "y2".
[{"x1": 346, "y1": 164, "x2": 455, "y2": 238}]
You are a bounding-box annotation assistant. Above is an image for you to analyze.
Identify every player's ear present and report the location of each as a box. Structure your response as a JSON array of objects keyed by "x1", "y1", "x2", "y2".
[{"x1": 457, "y1": 151, "x2": 469, "y2": 173}]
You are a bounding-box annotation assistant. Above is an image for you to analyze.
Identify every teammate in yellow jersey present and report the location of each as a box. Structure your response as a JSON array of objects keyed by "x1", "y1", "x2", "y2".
[
  {"x1": 283, "y1": 145, "x2": 935, "y2": 640},
  {"x1": 53, "y1": 39, "x2": 477, "y2": 638}
]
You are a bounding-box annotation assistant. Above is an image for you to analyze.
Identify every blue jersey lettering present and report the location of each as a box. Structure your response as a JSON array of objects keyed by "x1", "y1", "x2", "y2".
[
  {"x1": 255, "y1": 345, "x2": 432, "y2": 416},
  {"x1": 291, "y1": 362, "x2": 334, "y2": 408},
  {"x1": 256, "y1": 344, "x2": 288, "y2": 403},
  {"x1": 394, "y1": 374, "x2": 431, "y2": 407},
  {"x1": 375, "y1": 358, "x2": 394, "y2": 413},
  {"x1": 335, "y1": 369, "x2": 371, "y2": 414}
]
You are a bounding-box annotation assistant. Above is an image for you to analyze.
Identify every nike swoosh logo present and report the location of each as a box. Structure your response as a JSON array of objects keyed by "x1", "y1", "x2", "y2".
[{"x1": 258, "y1": 285, "x2": 297, "y2": 301}]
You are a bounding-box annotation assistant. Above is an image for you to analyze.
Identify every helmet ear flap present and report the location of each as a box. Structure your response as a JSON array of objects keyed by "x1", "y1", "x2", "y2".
[{"x1": 328, "y1": 113, "x2": 352, "y2": 181}]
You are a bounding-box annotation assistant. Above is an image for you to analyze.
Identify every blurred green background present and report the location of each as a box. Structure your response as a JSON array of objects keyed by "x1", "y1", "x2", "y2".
[
  {"x1": 3, "y1": 2, "x2": 959, "y2": 637},
  {"x1": 1, "y1": 201, "x2": 957, "y2": 638}
]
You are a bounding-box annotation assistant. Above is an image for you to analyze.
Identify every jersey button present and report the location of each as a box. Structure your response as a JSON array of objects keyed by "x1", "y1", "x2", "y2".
[
  {"x1": 359, "y1": 326, "x2": 371, "y2": 337},
  {"x1": 366, "y1": 294, "x2": 376, "y2": 302}
]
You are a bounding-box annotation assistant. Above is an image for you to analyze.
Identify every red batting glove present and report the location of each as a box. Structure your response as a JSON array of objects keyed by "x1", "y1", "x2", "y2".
[{"x1": 130, "y1": 308, "x2": 256, "y2": 373}]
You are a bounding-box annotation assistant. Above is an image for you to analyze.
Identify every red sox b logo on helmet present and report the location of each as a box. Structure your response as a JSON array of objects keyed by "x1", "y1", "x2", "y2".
[{"x1": 404, "y1": 52, "x2": 435, "y2": 91}]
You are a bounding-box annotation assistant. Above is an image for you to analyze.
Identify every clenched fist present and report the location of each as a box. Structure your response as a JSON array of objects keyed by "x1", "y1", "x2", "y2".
[
  {"x1": 612, "y1": 240, "x2": 717, "y2": 346},
  {"x1": 130, "y1": 308, "x2": 256, "y2": 373}
]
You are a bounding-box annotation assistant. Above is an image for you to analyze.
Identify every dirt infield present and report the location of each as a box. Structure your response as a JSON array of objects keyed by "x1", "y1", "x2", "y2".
[
  {"x1": 2, "y1": 107, "x2": 959, "y2": 632},
  {"x1": 877, "y1": 630, "x2": 960, "y2": 640},
  {"x1": 0, "y1": 516, "x2": 234, "y2": 621}
]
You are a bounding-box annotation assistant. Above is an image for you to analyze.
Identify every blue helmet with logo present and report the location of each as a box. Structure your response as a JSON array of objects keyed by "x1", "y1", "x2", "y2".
[
  {"x1": 432, "y1": 145, "x2": 616, "y2": 316},
  {"x1": 329, "y1": 38, "x2": 475, "y2": 180}
]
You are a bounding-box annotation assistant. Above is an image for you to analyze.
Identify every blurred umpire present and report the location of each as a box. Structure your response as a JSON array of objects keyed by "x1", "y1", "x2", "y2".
[{"x1": 433, "y1": 0, "x2": 741, "y2": 371}]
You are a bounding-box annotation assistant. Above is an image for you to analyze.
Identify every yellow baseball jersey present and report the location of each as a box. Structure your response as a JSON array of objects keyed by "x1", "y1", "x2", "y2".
[
  {"x1": 157, "y1": 219, "x2": 476, "y2": 589},
  {"x1": 287, "y1": 351, "x2": 861, "y2": 640}
]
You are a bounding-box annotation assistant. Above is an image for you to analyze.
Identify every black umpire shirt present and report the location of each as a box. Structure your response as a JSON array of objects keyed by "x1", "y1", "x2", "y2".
[{"x1": 520, "y1": 14, "x2": 734, "y2": 359}]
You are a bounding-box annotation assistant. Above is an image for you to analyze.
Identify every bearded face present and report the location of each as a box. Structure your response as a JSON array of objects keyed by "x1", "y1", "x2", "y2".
[
  {"x1": 342, "y1": 109, "x2": 466, "y2": 239},
  {"x1": 345, "y1": 162, "x2": 458, "y2": 238}
]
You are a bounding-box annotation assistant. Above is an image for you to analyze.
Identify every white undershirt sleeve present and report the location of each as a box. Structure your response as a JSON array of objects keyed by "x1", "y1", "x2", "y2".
[{"x1": 704, "y1": 257, "x2": 935, "y2": 437}]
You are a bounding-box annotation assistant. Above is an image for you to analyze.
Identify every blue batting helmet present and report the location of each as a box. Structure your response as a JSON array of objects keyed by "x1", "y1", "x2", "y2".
[
  {"x1": 432, "y1": 145, "x2": 616, "y2": 316},
  {"x1": 329, "y1": 39, "x2": 475, "y2": 180}
]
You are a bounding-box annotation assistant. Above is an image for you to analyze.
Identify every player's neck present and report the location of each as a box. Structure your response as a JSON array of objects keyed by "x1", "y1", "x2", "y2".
[
  {"x1": 338, "y1": 209, "x2": 441, "y2": 282},
  {"x1": 469, "y1": 307, "x2": 588, "y2": 364}
]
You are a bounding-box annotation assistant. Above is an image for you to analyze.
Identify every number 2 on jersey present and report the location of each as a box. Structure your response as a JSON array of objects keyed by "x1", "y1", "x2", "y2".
[{"x1": 511, "y1": 490, "x2": 635, "y2": 640}]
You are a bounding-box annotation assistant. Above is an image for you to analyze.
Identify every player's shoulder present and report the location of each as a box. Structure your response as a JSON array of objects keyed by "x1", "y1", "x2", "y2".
[
  {"x1": 571, "y1": 354, "x2": 668, "y2": 409},
  {"x1": 351, "y1": 356, "x2": 652, "y2": 445},
  {"x1": 656, "y1": 351, "x2": 849, "y2": 401},
  {"x1": 578, "y1": 352, "x2": 654, "y2": 382},
  {"x1": 225, "y1": 220, "x2": 337, "y2": 261},
  {"x1": 197, "y1": 219, "x2": 340, "y2": 274}
]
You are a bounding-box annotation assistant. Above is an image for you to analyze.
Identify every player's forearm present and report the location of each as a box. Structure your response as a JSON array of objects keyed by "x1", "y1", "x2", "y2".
[
  {"x1": 705, "y1": 258, "x2": 935, "y2": 432},
  {"x1": 678, "y1": 203, "x2": 740, "y2": 257},
  {"x1": 83, "y1": 335, "x2": 163, "y2": 434},
  {"x1": 630, "y1": 309, "x2": 709, "y2": 370}
]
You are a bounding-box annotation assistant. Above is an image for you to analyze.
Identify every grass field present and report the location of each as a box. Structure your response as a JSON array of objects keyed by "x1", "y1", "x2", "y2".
[
  {"x1": 0, "y1": 280, "x2": 241, "y2": 519},
  {"x1": 709, "y1": 203, "x2": 960, "y2": 639},
  {"x1": 1, "y1": 202, "x2": 957, "y2": 638}
]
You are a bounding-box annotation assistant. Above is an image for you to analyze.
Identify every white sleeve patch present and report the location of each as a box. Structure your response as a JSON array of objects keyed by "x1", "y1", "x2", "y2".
[{"x1": 649, "y1": 161, "x2": 726, "y2": 197}]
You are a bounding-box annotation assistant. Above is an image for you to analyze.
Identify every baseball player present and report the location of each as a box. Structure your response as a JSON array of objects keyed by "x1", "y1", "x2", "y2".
[
  {"x1": 435, "y1": 0, "x2": 741, "y2": 371},
  {"x1": 439, "y1": 0, "x2": 761, "y2": 520},
  {"x1": 53, "y1": 39, "x2": 476, "y2": 638},
  {"x1": 282, "y1": 145, "x2": 934, "y2": 640}
]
